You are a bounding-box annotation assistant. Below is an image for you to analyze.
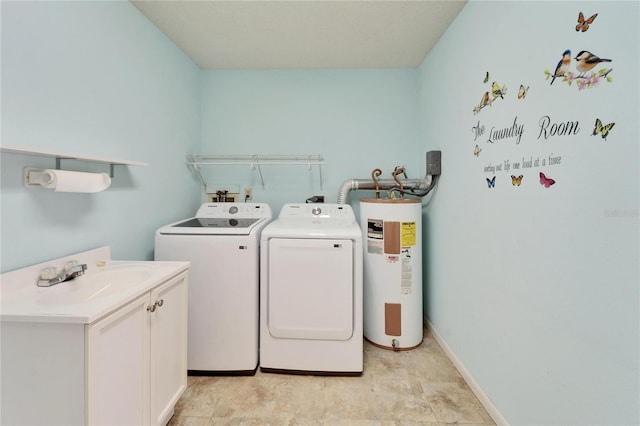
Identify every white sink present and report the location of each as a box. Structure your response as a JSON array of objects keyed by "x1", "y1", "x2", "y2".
[
  {"x1": 37, "y1": 265, "x2": 153, "y2": 306},
  {"x1": 1, "y1": 247, "x2": 190, "y2": 324}
]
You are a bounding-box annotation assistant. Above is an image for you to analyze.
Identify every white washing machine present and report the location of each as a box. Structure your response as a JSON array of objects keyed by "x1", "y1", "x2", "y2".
[
  {"x1": 260, "y1": 203, "x2": 363, "y2": 375},
  {"x1": 155, "y1": 203, "x2": 272, "y2": 375}
]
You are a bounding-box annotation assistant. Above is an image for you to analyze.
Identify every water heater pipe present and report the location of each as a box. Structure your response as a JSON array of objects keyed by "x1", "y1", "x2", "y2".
[
  {"x1": 371, "y1": 168, "x2": 382, "y2": 199},
  {"x1": 337, "y1": 175, "x2": 435, "y2": 204},
  {"x1": 392, "y1": 167, "x2": 406, "y2": 192},
  {"x1": 337, "y1": 151, "x2": 441, "y2": 204}
]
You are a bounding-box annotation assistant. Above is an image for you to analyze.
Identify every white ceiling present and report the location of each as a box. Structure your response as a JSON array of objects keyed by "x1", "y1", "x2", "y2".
[{"x1": 130, "y1": 0, "x2": 467, "y2": 69}]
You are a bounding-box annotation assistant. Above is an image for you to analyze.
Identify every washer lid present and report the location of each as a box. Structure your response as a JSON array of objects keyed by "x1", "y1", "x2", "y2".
[
  {"x1": 173, "y1": 217, "x2": 259, "y2": 228},
  {"x1": 158, "y1": 216, "x2": 268, "y2": 235}
]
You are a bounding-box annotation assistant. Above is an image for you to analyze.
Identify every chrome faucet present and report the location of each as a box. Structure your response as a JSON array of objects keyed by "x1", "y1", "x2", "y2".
[{"x1": 37, "y1": 262, "x2": 87, "y2": 287}]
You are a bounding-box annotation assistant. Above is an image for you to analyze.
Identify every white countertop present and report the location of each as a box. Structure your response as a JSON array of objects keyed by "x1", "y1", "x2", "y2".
[{"x1": 0, "y1": 247, "x2": 189, "y2": 324}]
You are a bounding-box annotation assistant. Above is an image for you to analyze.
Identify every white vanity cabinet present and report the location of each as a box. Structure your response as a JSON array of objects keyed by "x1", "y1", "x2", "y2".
[
  {"x1": 149, "y1": 273, "x2": 189, "y2": 425},
  {"x1": 0, "y1": 252, "x2": 189, "y2": 426},
  {"x1": 86, "y1": 292, "x2": 151, "y2": 425},
  {"x1": 86, "y1": 272, "x2": 188, "y2": 426}
]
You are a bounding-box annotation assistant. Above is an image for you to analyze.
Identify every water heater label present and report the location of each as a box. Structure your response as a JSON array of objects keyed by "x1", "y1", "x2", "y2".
[
  {"x1": 401, "y1": 247, "x2": 412, "y2": 294},
  {"x1": 367, "y1": 218, "x2": 385, "y2": 254},
  {"x1": 367, "y1": 240, "x2": 383, "y2": 254},
  {"x1": 367, "y1": 219, "x2": 383, "y2": 239},
  {"x1": 401, "y1": 222, "x2": 417, "y2": 246}
]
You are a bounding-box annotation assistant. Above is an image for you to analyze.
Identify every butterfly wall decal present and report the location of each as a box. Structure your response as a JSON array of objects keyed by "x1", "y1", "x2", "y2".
[
  {"x1": 517, "y1": 85, "x2": 529, "y2": 99},
  {"x1": 474, "y1": 144, "x2": 482, "y2": 157},
  {"x1": 539, "y1": 172, "x2": 556, "y2": 188},
  {"x1": 592, "y1": 118, "x2": 615, "y2": 140},
  {"x1": 486, "y1": 176, "x2": 496, "y2": 188},
  {"x1": 576, "y1": 12, "x2": 598, "y2": 32},
  {"x1": 511, "y1": 175, "x2": 523, "y2": 186}
]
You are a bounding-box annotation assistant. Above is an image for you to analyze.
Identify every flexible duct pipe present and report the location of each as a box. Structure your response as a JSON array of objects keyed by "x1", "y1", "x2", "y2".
[{"x1": 337, "y1": 177, "x2": 431, "y2": 204}]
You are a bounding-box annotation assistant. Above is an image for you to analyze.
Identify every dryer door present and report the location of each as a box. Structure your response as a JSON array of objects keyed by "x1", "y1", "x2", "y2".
[{"x1": 267, "y1": 238, "x2": 353, "y2": 340}]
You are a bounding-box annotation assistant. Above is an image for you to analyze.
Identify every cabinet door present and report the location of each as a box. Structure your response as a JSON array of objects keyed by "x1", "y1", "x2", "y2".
[
  {"x1": 150, "y1": 273, "x2": 188, "y2": 426},
  {"x1": 86, "y1": 293, "x2": 151, "y2": 426}
]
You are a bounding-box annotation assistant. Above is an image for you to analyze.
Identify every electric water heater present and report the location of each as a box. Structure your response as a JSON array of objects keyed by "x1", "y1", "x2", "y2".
[{"x1": 360, "y1": 198, "x2": 423, "y2": 350}]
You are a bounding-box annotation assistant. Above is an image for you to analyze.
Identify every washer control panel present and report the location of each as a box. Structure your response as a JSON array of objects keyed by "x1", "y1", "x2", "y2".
[{"x1": 195, "y1": 203, "x2": 272, "y2": 219}]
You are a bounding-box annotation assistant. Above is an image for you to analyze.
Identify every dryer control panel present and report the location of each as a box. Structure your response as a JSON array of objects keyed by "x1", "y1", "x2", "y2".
[{"x1": 278, "y1": 203, "x2": 355, "y2": 220}]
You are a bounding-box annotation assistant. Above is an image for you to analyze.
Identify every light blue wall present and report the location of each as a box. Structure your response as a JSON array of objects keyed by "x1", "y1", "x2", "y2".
[
  {"x1": 200, "y1": 69, "x2": 422, "y2": 214},
  {"x1": 419, "y1": 1, "x2": 639, "y2": 424},
  {"x1": 1, "y1": 1, "x2": 201, "y2": 272},
  {"x1": 2, "y1": 1, "x2": 639, "y2": 423}
]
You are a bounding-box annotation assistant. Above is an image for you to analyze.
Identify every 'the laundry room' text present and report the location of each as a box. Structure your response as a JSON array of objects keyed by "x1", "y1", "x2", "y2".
[
  {"x1": 537, "y1": 115, "x2": 580, "y2": 140},
  {"x1": 472, "y1": 116, "x2": 525, "y2": 145}
]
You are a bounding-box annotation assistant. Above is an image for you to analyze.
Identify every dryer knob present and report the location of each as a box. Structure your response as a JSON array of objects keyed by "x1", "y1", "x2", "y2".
[{"x1": 312, "y1": 207, "x2": 322, "y2": 215}]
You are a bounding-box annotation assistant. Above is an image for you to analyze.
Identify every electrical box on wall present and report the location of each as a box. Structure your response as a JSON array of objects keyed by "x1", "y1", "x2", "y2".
[
  {"x1": 244, "y1": 188, "x2": 253, "y2": 201},
  {"x1": 426, "y1": 150, "x2": 442, "y2": 176}
]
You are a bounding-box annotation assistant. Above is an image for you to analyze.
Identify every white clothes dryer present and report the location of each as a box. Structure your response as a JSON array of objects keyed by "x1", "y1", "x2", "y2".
[
  {"x1": 155, "y1": 203, "x2": 272, "y2": 375},
  {"x1": 260, "y1": 203, "x2": 363, "y2": 375}
]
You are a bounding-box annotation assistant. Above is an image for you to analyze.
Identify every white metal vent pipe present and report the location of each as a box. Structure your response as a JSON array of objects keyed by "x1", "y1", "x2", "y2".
[{"x1": 337, "y1": 177, "x2": 430, "y2": 204}]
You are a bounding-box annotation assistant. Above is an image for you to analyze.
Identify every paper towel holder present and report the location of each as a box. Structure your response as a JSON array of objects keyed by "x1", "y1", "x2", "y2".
[
  {"x1": 3, "y1": 144, "x2": 147, "y2": 179},
  {"x1": 23, "y1": 168, "x2": 47, "y2": 188},
  {"x1": 23, "y1": 167, "x2": 111, "y2": 192}
]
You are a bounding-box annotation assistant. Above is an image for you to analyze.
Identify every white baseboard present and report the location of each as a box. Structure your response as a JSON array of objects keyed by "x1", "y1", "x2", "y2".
[{"x1": 425, "y1": 316, "x2": 509, "y2": 426}]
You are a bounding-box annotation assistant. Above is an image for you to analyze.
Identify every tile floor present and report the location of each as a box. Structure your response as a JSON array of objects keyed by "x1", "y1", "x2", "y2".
[{"x1": 168, "y1": 328, "x2": 495, "y2": 425}]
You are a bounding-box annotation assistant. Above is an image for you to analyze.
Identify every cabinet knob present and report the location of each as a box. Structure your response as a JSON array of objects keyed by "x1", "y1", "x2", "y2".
[
  {"x1": 146, "y1": 304, "x2": 156, "y2": 312},
  {"x1": 156, "y1": 299, "x2": 164, "y2": 307}
]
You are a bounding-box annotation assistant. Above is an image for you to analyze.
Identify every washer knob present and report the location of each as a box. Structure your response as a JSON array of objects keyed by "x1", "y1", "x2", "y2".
[
  {"x1": 312, "y1": 207, "x2": 322, "y2": 215},
  {"x1": 229, "y1": 206, "x2": 238, "y2": 214}
]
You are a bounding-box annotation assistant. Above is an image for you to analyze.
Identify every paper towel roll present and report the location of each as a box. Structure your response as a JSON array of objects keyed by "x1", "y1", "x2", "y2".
[{"x1": 39, "y1": 169, "x2": 111, "y2": 193}]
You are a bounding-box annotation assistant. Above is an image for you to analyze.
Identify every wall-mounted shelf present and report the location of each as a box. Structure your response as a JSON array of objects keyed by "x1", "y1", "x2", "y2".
[
  {"x1": 1, "y1": 144, "x2": 147, "y2": 177},
  {"x1": 187, "y1": 154, "x2": 325, "y2": 189}
]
